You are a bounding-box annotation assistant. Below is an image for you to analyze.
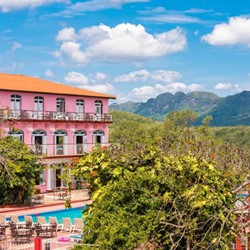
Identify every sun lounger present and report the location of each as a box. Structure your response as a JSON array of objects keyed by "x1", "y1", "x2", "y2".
[
  {"x1": 49, "y1": 217, "x2": 63, "y2": 231},
  {"x1": 10, "y1": 215, "x2": 25, "y2": 228},
  {"x1": 73, "y1": 218, "x2": 84, "y2": 233},
  {"x1": 37, "y1": 216, "x2": 47, "y2": 225},
  {"x1": 62, "y1": 218, "x2": 75, "y2": 233}
]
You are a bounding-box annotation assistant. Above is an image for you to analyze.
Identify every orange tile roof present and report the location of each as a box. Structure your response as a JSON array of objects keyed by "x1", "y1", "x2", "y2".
[{"x1": 0, "y1": 73, "x2": 116, "y2": 99}]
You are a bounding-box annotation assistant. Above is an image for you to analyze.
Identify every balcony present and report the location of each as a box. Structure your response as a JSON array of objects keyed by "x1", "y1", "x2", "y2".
[
  {"x1": 0, "y1": 109, "x2": 112, "y2": 122},
  {"x1": 28, "y1": 143, "x2": 110, "y2": 157}
]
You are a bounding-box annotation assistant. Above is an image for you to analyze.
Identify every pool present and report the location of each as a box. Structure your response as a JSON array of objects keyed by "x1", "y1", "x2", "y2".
[{"x1": 10, "y1": 206, "x2": 85, "y2": 224}]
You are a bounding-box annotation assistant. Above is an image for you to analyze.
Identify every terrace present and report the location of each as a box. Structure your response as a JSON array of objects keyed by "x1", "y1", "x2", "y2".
[{"x1": 0, "y1": 109, "x2": 112, "y2": 122}]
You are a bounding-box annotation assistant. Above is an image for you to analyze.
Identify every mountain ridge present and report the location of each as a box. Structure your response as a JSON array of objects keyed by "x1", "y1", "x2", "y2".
[{"x1": 109, "y1": 91, "x2": 250, "y2": 126}]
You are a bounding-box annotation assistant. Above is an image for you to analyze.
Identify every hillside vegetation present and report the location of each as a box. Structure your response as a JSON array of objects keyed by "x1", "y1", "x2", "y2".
[
  {"x1": 110, "y1": 90, "x2": 250, "y2": 126},
  {"x1": 110, "y1": 110, "x2": 250, "y2": 148}
]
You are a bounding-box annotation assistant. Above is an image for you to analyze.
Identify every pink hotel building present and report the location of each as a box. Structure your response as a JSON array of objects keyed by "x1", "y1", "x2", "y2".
[{"x1": 0, "y1": 73, "x2": 115, "y2": 193}]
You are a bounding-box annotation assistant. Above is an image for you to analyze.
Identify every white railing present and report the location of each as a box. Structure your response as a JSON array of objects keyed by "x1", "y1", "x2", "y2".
[
  {"x1": 28, "y1": 143, "x2": 111, "y2": 157},
  {"x1": 0, "y1": 109, "x2": 112, "y2": 122}
]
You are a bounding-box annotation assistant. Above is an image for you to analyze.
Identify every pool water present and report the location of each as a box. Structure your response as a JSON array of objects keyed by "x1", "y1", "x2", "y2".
[{"x1": 17, "y1": 206, "x2": 85, "y2": 224}]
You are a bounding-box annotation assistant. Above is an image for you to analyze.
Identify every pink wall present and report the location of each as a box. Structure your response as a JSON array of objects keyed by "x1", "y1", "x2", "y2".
[{"x1": 0, "y1": 90, "x2": 109, "y2": 113}]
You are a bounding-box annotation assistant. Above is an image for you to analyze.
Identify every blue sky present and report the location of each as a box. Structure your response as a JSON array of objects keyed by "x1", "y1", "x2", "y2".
[{"x1": 0, "y1": 0, "x2": 250, "y2": 103}]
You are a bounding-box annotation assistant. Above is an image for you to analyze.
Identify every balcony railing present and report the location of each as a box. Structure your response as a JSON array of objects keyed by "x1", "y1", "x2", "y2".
[
  {"x1": 0, "y1": 109, "x2": 112, "y2": 122},
  {"x1": 28, "y1": 143, "x2": 110, "y2": 157}
]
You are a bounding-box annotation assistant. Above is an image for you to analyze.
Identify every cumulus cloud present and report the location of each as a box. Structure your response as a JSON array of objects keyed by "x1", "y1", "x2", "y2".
[
  {"x1": 214, "y1": 82, "x2": 232, "y2": 90},
  {"x1": 202, "y1": 17, "x2": 250, "y2": 47},
  {"x1": 0, "y1": 0, "x2": 68, "y2": 12},
  {"x1": 64, "y1": 71, "x2": 115, "y2": 94},
  {"x1": 214, "y1": 82, "x2": 242, "y2": 92},
  {"x1": 64, "y1": 72, "x2": 89, "y2": 85},
  {"x1": 114, "y1": 69, "x2": 182, "y2": 83},
  {"x1": 128, "y1": 82, "x2": 202, "y2": 101},
  {"x1": 54, "y1": 23, "x2": 187, "y2": 65},
  {"x1": 44, "y1": 69, "x2": 54, "y2": 77}
]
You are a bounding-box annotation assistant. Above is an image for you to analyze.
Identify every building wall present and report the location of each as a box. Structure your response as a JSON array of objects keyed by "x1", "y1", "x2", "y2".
[{"x1": 0, "y1": 90, "x2": 109, "y2": 113}]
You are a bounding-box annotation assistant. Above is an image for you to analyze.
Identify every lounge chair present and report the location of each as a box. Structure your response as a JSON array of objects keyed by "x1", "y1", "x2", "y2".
[
  {"x1": 73, "y1": 218, "x2": 84, "y2": 233},
  {"x1": 37, "y1": 216, "x2": 47, "y2": 225},
  {"x1": 49, "y1": 217, "x2": 63, "y2": 231},
  {"x1": 0, "y1": 214, "x2": 8, "y2": 226},
  {"x1": 10, "y1": 215, "x2": 25, "y2": 228},
  {"x1": 62, "y1": 218, "x2": 75, "y2": 233}
]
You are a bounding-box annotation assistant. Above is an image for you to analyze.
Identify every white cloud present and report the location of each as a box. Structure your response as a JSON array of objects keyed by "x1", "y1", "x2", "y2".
[
  {"x1": 95, "y1": 72, "x2": 108, "y2": 81},
  {"x1": 214, "y1": 82, "x2": 242, "y2": 92},
  {"x1": 80, "y1": 83, "x2": 115, "y2": 94},
  {"x1": 54, "y1": 23, "x2": 186, "y2": 65},
  {"x1": 0, "y1": 0, "x2": 68, "y2": 12},
  {"x1": 62, "y1": 0, "x2": 149, "y2": 14},
  {"x1": 202, "y1": 17, "x2": 250, "y2": 47},
  {"x1": 128, "y1": 82, "x2": 202, "y2": 101},
  {"x1": 64, "y1": 72, "x2": 89, "y2": 85},
  {"x1": 44, "y1": 69, "x2": 54, "y2": 77},
  {"x1": 114, "y1": 69, "x2": 182, "y2": 83},
  {"x1": 54, "y1": 42, "x2": 89, "y2": 64},
  {"x1": 11, "y1": 42, "x2": 22, "y2": 52},
  {"x1": 56, "y1": 27, "x2": 77, "y2": 41},
  {"x1": 214, "y1": 82, "x2": 232, "y2": 90},
  {"x1": 64, "y1": 71, "x2": 115, "y2": 95},
  {"x1": 141, "y1": 14, "x2": 202, "y2": 24}
]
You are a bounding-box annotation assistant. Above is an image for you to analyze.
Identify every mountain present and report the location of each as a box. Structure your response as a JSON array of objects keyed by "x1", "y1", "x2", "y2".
[{"x1": 109, "y1": 91, "x2": 250, "y2": 126}]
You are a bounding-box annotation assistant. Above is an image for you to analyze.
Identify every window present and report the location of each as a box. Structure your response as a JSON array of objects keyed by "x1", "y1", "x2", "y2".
[
  {"x1": 34, "y1": 96, "x2": 44, "y2": 112},
  {"x1": 93, "y1": 130, "x2": 104, "y2": 144},
  {"x1": 11, "y1": 94, "x2": 21, "y2": 110},
  {"x1": 95, "y1": 100, "x2": 103, "y2": 114},
  {"x1": 54, "y1": 130, "x2": 67, "y2": 155},
  {"x1": 56, "y1": 98, "x2": 65, "y2": 113},
  {"x1": 76, "y1": 99, "x2": 84, "y2": 113},
  {"x1": 32, "y1": 130, "x2": 47, "y2": 155},
  {"x1": 74, "y1": 130, "x2": 87, "y2": 154},
  {"x1": 8, "y1": 129, "x2": 23, "y2": 141}
]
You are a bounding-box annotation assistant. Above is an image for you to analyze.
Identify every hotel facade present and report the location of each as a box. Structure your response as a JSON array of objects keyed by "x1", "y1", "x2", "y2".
[{"x1": 0, "y1": 73, "x2": 115, "y2": 193}]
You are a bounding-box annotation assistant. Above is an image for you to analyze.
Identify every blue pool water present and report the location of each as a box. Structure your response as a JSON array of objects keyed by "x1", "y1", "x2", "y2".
[{"x1": 14, "y1": 206, "x2": 85, "y2": 224}]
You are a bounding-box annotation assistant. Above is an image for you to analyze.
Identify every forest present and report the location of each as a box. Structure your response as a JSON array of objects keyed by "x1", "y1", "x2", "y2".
[{"x1": 72, "y1": 110, "x2": 250, "y2": 250}]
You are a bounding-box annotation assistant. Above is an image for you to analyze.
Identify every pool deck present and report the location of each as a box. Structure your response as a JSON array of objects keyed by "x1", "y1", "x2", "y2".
[
  {"x1": 0, "y1": 189, "x2": 92, "y2": 216},
  {"x1": 0, "y1": 190, "x2": 91, "y2": 249}
]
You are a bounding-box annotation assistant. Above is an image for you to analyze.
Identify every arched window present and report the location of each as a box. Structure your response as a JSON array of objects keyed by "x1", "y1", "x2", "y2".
[
  {"x1": 56, "y1": 98, "x2": 65, "y2": 113},
  {"x1": 32, "y1": 130, "x2": 47, "y2": 155},
  {"x1": 54, "y1": 130, "x2": 67, "y2": 155},
  {"x1": 95, "y1": 100, "x2": 103, "y2": 114},
  {"x1": 93, "y1": 130, "x2": 104, "y2": 144},
  {"x1": 74, "y1": 130, "x2": 87, "y2": 154},
  {"x1": 32, "y1": 129, "x2": 46, "y2": 135},
  {"x1": 11, "y1": 94, "x2": 21, "y2": 110},
  {"x1": 76, "y1": 99, "x2": 84, "y2": 114},
  {"x1": 54, "y1": 130, "x2": 67, "y2": 135},
  {"x1": 34, "y1": 96, "x2": 44, "y2": 112},
  {"x1": 8, "y1": 129, "x2": 23, "y2": 141}
]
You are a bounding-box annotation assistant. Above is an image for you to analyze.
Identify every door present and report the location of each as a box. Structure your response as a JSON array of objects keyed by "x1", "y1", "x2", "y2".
[
  {"x1": 56, "y1": 169, "x2": 61, "y2": 187},
  {"x1": 34, "y1": 135, "x2": 43, "y2": 155}
]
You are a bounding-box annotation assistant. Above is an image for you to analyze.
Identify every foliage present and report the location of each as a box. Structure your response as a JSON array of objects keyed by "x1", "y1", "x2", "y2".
[
  {"x1": 73, "y1": 110, "x2": 250, "y2": 249},
  {"x1": 0, "y1": 136, "x2": 42, "y2": 205},
  {"x1": 74, "y1": 145, "x2": 244, "y2": 250}
]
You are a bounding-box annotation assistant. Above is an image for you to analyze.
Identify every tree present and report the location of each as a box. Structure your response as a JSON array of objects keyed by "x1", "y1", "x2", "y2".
[
  {"x1": 0, "y1": 136, "x2": 42, "y2": 205},
  {"x1": 73, "y1": 111, "x2": 250, "y2": 249}
]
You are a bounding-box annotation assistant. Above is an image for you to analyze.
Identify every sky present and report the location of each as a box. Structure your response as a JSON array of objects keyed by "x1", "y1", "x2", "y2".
[{"x1": 0, "y1": 0, "x2": 250, "y2": 103}]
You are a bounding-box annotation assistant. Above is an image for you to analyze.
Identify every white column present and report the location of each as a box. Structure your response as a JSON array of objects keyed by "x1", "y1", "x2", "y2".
[{"x1": 47, "y1": 165, "x2": 52, "y2": 190}]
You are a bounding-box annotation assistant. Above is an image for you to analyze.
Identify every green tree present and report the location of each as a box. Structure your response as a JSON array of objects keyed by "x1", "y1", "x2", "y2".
[
  {"x1": 0, "y1": 136, "x2": 42, "y2": 205},
  {"x1": 73, "y1": 146, "x2": 248, "y2": 249}
]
